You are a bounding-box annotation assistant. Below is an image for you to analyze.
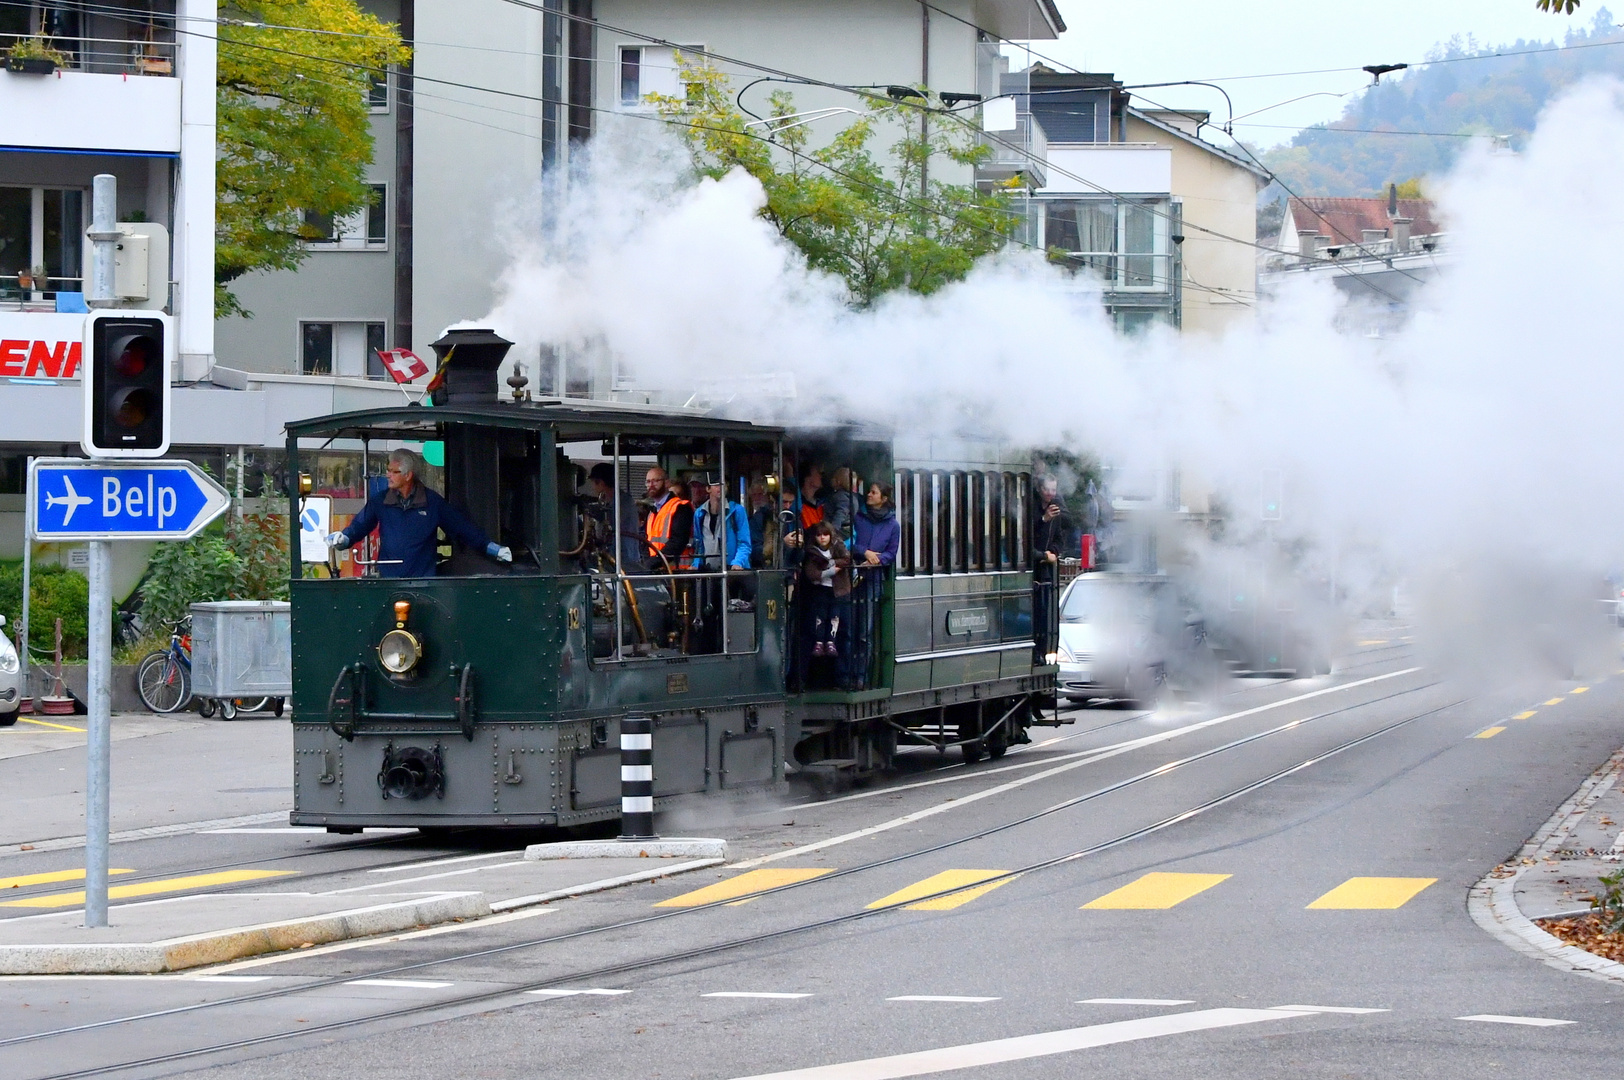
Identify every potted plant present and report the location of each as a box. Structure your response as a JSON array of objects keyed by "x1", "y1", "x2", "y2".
[{"x1": 5, "y1": 37, "x2": 70, "y2": 75}]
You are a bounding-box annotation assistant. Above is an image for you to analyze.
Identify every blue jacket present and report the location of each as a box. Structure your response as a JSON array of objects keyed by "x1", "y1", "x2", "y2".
[
  {"x1": 854, "y1": 507, "x2": 900, "y2": 567},
  {"x1": 341, "y1": 483, "x2": 492, "y2": 578},
  {"x1": 691, "y1": 500, "x2": 752, "y2": 569}
]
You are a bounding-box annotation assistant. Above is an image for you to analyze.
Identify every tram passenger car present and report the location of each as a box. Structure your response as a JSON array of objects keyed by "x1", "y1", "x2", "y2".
[{"x1": 285, "y1": 330, "x2": 1057, "y2": 831}]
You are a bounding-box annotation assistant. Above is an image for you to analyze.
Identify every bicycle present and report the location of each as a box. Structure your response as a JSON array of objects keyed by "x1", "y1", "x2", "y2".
[{"x1": 135, "y1": 618, "x2": 193, "y2": 714}]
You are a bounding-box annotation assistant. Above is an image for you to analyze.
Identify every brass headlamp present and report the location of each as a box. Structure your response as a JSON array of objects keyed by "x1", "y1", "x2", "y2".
[{"x1": 379, "y1": 600, "x2": 423, "y2": 674}]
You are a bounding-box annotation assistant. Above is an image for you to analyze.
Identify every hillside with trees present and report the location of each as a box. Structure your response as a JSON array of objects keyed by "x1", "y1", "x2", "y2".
[{"x1": 1261, "y1": 7, "x2": 1624, "y2": 195}]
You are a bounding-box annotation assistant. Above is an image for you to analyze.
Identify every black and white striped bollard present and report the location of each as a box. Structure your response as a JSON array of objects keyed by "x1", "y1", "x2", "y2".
[{"x1": 619, "y1": 716, "x2": 655, "y2": 839}]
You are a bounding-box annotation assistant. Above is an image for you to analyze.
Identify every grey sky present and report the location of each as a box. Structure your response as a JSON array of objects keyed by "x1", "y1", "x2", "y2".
[{"x1": 1026, "y1": 0, "x2": 1598, "y2": 146}]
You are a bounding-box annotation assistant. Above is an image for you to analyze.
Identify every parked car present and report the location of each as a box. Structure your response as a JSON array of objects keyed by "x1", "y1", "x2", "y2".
[
  {"x1": 1056, "y1": 573, "x2": 1203, "y2": 705},
  {"x1": 0, "y1": 615, "x2": 19, "y2": 726}
]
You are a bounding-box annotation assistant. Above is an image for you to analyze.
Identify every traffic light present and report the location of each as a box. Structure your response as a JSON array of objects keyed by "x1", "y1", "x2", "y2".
[{"x1": 82, "y1": 311, "x2": 172, "y2": 458}]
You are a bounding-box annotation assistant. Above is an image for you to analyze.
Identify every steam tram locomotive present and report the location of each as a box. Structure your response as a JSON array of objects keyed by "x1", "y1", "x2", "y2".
[{"x1": 287, "y1": 330, "x2": 1059, "y2": 831}]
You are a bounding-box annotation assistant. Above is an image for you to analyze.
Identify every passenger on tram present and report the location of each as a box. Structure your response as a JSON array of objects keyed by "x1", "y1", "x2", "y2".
[
  {"x1": 643, "y1": 467, "x2": 693, "y2": 573},
  {"x1": 800, "y1": 520, "x2": 853, "y2": 679},
  {"x1": 1030, "y1": 475, "x2": 1069, "y2": 661},
  {"x1": 825, "y1": 466, "x2": 859, "y2": 540},
  {"x1": 691, "y1": 474, "x2": 753, "y2": 572},
  {"x1": 325, "y1": 448, "x2": 511, "y2": 578},
  {"x1": 588, "y1": 463, "x2": 643, "y2": 571},
  {"x1": 797, "y1": 465, "x2": 827, "y2": 529},
  {"x1": 747, "y1": 480, "x2": 773, "y2": 569},
  {"x1": 850, "y1": 481, "x2": 899, "y2": 688}
]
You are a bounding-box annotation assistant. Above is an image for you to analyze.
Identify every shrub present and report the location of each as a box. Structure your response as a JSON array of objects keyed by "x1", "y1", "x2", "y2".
[{"x1": 0, "y1": 562, "x2": 91, "y2": 661}]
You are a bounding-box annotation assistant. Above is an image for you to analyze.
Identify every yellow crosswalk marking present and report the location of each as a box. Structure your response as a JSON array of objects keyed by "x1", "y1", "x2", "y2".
[
  {"x1": 1306, "y1": 877, "x2": 1436, "y2": 909},
  {"x1": 1543, "y1": 698, "x2": 1565, "y2": 706},
  {"x1": 1082, "y1": 872, "x2": 1231, "y2": 910},
  {"x1": 0, "y1": 869, "x2": 296, "y2": 908},
  {"x1": 0, "y1": 868, "x2": 134, "y2": 891},
  {"x1": 1474, "y1": 727, "x2": 1506, "y2": 739},
  {"x1": 868, "y1": 870, "x2": 1014, "y2": 911},
  {"x1": 16, "y1": 716, "x2": 86, "y2": 732},
  {"x1": 1571, "y1": 687, "x2": 1589, "y2": 694},
  {"x1": 1513, "y1": 711, "x2": 1536, "y2": 720},
  {"x1": 654, "y1": 868, "x2": 832, "y2": 907}
]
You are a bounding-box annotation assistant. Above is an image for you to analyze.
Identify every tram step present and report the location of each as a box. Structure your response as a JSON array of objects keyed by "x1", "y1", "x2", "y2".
[{"x1": 799, "y1": 758, "x2": 860, "y2": 773}]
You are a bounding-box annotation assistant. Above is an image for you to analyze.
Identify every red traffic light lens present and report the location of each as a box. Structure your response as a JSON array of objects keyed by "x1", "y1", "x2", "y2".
[
  {"x1": 113, "y1": 336, "x2": 155, "y2": 377},
  {"x1": 110, "y1": 387, "x2": 155, "y2": 429}
]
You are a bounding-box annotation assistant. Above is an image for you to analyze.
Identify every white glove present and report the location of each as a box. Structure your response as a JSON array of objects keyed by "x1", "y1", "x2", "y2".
[
  {"x1": 325, "y1": 531, "x2": 350, "y2": 549},
  {"x1": 487, "y1": 542, "x2": 513, "y2": 563}
]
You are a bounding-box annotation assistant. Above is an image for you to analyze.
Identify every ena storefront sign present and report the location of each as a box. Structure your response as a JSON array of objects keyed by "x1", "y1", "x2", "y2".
[{"x1": 0, "y1": 312, "x2": 86, "y2": 379}]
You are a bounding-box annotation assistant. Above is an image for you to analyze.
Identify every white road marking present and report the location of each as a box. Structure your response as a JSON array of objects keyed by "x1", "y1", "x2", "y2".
[
  {"x1": 1456, "y1": 1014, "x2": 1575, "y2": 1027},
  {"x1": 199, "y1": 907, "x2": 554, "y2": 973},
  {"x1": 188, "y1": 975, "x2": 273, "y2": 983},
  {"x1": 1269, "y1": 1005, "x2": 1387, "y2": 1014},
  {"x1": 346, "y1": 978, "x2": 453, "y2": 989},
  {"x1": 703, "y1": 992, "x2": 813, "y2": 999},
  {"x1": 198, "y1": 827, "x2": 418, "y2": 835},
  {"x1": 368, "y1": 851, "x2": 524, "y2": 874},
  {"x1": 734, "y1": 668, "x2": 1422, "y2": 869},
  {"x1": 886, "y1": 996, "x2": 1001, "y2": 1003},
  {"x1": 725, "y1": 1008, "x2": 1313, "y2": 1079},
  {"x1": 319, "y1": 860, "x2": 528, "y2": 893},
  {"x1": 526, "y1": 988, "x2": 633, "y2": 997},
  {"x1": 1080, "y1": 998, "x2": 1194, "y2": 1006}
]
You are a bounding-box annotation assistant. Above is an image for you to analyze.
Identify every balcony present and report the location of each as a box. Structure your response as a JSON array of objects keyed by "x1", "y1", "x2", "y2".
[
  {"x1": 0, "y1": 63, "x2": 181, "y2": 154},
  {"x1": 976, "y1": 113, "x2": 1048, "y2": 191},
  {"x1": 1043, "y1": 143, "x2": 1171, "y2": 197}
]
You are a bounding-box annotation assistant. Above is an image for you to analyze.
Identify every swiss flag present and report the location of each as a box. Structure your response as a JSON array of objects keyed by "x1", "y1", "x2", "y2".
[{"x1": 376, "y1": 348, "x2": 429, "y2": 384}]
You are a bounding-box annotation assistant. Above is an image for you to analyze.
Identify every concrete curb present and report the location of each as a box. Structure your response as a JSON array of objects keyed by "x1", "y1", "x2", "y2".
[
  {"x1": 1469, "y1": 746, "x2": 1624, "y2": 987},
  {"x1": 492, "y1": 858, "x2": 726, "y2": 912},
  {"x1": 0, "y1": 892, "x2": 490, "y2": 975},
  {"x1": 524, "y1": 838, "x2": 728, "y2": 860}
]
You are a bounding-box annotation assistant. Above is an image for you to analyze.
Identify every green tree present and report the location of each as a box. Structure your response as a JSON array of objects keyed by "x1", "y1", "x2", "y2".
[
  {"x1": 1536, "y1": 1, "x2": 1581, "y2": 12},
  {"x1": 215, "y1": 1, "x2": 410, "y2": 317},
  {"x1": 656, "y1": 63, "x2": 1019, "y2": 307}
]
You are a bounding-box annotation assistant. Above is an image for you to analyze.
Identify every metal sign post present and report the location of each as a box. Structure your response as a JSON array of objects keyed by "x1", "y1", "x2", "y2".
[{"x1": 29, "y1": 458, "x2": 228, "y2": 928}]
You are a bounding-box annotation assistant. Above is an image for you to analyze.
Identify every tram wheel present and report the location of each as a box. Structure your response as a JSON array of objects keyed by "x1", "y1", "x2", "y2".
[
  {"x1": 961, "y1": 740, "x2": 984, "y2": 764},
  {"x1": 986, "y1": 730, "x2": 1008, "y2": 760}
]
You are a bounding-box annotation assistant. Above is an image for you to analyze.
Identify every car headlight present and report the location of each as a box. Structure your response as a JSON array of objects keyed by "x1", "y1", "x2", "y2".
[
  {"x1": 0, "y1": 637, "x2": 16, "y2": 674},
  {"x1": 379, "y1": 628, "x2": 422, "y2": 674}
]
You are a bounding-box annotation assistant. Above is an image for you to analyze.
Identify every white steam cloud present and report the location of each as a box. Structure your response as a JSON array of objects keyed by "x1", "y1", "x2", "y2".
[{"x1": 484, "y1": 82, "x2": 1624, "y2": 681}]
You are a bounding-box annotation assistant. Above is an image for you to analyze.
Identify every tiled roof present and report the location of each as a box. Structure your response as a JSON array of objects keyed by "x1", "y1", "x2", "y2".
[{"x1": 1287, "y1": 197, "x2": 1440, "y2": 246}]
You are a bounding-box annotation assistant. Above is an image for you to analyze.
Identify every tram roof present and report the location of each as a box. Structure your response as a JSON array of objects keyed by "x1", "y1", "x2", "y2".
[{"x1": 284, "y1": 398, "x2": 784, "y2": 443}]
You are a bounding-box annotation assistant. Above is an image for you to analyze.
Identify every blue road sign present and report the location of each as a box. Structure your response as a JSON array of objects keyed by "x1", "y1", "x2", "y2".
[{"x1": 28, "y1": 458, "x2": 231, "y2": 542}]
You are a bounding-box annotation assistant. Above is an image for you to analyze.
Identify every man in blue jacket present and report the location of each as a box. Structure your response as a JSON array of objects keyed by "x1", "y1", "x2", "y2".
[
  {"x1": 691, "y1": 475, "x2": 752, "y2": 571},
  {"x1": 327, "y1": 448, "x2": 511, "y2": 578}
]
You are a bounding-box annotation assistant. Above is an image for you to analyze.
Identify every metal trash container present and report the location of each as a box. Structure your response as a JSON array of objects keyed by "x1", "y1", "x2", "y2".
[{"x1": 190, "y1": 601, "x2": 292, "y2": 698}]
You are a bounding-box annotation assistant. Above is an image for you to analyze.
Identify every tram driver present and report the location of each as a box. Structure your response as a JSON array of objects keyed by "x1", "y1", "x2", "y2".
[{"x1": 325, "y1": 448, "x2": 513, "y2": 578}]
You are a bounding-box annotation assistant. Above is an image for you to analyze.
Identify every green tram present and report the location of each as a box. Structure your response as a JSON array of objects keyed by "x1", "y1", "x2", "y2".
[{"x1": 286, "y1": 330, "x2": 1060, "y2": 831}]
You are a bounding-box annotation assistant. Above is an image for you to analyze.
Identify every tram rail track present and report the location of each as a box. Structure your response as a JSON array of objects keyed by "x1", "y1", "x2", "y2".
[{"x1": 4, "y1": 671, "x2": 1451, "y2": 1076}]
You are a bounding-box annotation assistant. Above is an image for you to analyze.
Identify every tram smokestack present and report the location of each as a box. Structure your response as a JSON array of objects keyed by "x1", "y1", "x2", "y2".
[{"x1": 429, "y1": 328, "x2": 514, "y2": 405}]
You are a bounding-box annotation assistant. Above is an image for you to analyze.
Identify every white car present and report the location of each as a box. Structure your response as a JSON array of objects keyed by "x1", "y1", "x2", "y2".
[
  {"x1": 1056, "y1": 574, "x2": 1183, "y2": 705},
  {"x1": 0, "y1": 614, "x2": 19, "y2": 726}
]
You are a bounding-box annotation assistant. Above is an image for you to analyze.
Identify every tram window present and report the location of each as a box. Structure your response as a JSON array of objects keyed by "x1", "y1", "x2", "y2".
[
  {"x1": 930, "y1": 473, "x2": 947, "y2": 573},
  {"x1": 966, "y1": 472, "x2": 984, "y2": 572},
  {"x1": 894, "y1": 469, "x2": 913, "y2": 575},
  {"x1": 1013, "y1": 473, "x2": 1031, "y2": 571},
  {"x1": 948, "y1": 472, "x2": 965, "y2": 573}
]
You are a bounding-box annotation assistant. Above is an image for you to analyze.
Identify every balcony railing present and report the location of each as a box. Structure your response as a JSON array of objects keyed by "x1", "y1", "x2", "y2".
[
  {"x1": 977, "y1": 113, "x2": 1048, "y2": 190},
  {"x1": 1055, "y1": 251, "x2": 1175, "y2": 293},
  {"x1": 2, "y1": 31, "x2": 175, "y2": 77}
]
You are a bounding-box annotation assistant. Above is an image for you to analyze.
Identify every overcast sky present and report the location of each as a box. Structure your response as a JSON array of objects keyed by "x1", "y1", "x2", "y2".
[{"x1": 1026, "y1": 0, "x2": 1600, "y2": 146}]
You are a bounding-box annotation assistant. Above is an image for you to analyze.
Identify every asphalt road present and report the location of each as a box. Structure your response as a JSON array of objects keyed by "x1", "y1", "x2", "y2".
[{"x1": 4, "y1": 630, "x2": 1624, "y2": 1079}]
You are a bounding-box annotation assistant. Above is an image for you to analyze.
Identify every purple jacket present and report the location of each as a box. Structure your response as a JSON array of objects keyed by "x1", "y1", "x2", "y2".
[{"x1": 853, "y1": 507, "x2": 900, "y2": 567}]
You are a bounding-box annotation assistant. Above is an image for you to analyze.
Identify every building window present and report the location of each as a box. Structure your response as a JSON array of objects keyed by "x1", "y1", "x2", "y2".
[
  {"x1": 367, "y1": 71, "x2": 388, "y2": 112},
  {"x1": 302, "y1": 321, "x2": 387, "y2": 377},
  {"x1": 0, "y1": 185, "x2": 84, "y2": 301},
  {"x1": 1043, "y1": 198, "x2": 1169, "y2": 291},
  {"x1": 617, "y1": 45, "x2": 702, "y2": 108},
  {"x1": 303, "y1": 185, "x2": 387, "y2": 249}
]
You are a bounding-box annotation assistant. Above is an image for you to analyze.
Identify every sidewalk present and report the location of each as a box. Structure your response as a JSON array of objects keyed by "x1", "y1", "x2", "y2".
[
  {"x1": 1470, "y1": 746, "x2": 1624, "y2": 984},
  {"x1": 0, "y1": 844, "x2": 724, "y2": 975}
]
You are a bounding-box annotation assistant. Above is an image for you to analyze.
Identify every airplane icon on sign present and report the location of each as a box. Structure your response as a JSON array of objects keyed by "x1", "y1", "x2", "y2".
[{"x1": 45, "y1": 477, "x2": 92, "y2": 525}]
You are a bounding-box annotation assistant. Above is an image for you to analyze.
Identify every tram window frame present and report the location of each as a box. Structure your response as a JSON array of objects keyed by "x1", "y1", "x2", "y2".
[{"x1": 894, "y1": 469, "x2": 913, "y2": 574}]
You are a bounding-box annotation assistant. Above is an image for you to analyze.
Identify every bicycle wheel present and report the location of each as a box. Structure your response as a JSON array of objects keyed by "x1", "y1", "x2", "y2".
[
  {"x1": 232, "y1": 697, "x2": 270, "y2": 715},
  {"x1": 136, "y1": 652, "x2": 191, "y2": 714}
]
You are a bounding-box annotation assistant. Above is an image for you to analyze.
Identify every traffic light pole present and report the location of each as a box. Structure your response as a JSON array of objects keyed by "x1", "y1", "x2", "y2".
[
  {"x1": 83, "y1": 174, "x2": 116, "y2": 927},
  {"x1": 84, "y1": 541, "x2": 112, "y2": 928}
]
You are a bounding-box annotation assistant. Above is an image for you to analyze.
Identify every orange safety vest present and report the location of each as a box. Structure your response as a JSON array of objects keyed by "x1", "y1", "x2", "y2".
[{"x1": 646, "y1": 495, "x2": 693, "y2": 570}]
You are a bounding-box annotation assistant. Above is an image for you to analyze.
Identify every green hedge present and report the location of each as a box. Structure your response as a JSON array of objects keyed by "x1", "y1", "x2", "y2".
[{"x1": 0, "y1": 562, "x2": 91, "y2": 661}]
